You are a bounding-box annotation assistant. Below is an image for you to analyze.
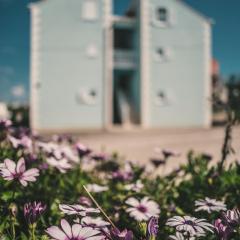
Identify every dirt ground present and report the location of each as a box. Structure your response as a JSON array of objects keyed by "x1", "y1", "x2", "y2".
[{"x1": 77, "y1": 126, "x2": 240, "y2": 174}]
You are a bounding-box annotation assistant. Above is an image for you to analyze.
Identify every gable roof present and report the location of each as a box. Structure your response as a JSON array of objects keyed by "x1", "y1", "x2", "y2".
[
  {"x1": 126, "y1": 0, "x2": 214, "y2": 24},
  {"x1": 176, "y1": 0, "x2": 214, "y2": 24}
]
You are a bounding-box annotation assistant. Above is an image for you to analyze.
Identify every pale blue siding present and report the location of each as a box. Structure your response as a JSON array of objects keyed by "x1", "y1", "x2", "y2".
[
  {"x1": 147, "y1": 0, "x2": 211, "y2": 127},
  {"x1": 35, "y1": 0, "x2": 105, "y2": 130}
]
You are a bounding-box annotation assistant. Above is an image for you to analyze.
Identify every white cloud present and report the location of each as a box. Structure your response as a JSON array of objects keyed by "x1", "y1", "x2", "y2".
[{"x1": 11, "y1": 85, "x2": 25, "y2": 98}]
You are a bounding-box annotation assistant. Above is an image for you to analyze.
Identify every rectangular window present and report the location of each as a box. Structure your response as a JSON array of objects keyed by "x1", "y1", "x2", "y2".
[
  {"x1": 157, "y1": 7, "x2": 168, "y2": 22},
  {"x1": 114, "y1": 29, "x2": 134, "y2": 50},
  {"x1": 82, "y1": 0, "x2": 98, "y2": 20}
]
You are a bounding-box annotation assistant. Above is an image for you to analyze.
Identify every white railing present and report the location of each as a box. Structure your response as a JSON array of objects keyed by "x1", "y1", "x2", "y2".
[{"x1": 114, "y1": 50, "x2": 137, "y2": 69}]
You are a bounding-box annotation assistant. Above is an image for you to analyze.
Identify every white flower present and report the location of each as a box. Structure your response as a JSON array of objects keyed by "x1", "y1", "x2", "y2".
[
  {"x1": 8, "y1": 135, "x2": 32, "y2": 151},
  {"x1": 195, "y1": 197, "x2": 227, "y2": 213},
  {"x1": 61, "y1": 145, "x2": 79, "y2": 163},
  {"x1": 169, "y1": 232, "x2": 197, "y2": 240},
  {"x1": 37, "y1": 141, "x2": 79, "y2": 163},
  {"x1": 125, "y1": 197, "x2": 160, "y2": 221},
  {"x1": 124, "y1": 180, "x2": 144, "y2": 192},
  {"x1": 37, "y1": 141, "x2": 63, "y2": 159},
  {"x1": 46, "y1": 157, "x2": 72, "y2": 173},
  {"x1": 59, "y1": 204, "x2": 100, "y2": 216},
  {"x1": 86, "y1": 184, "x2": 108, "y2": 193},
  {"x1": 81, "y1": 216, "x2": 110, "y2": 229},
  {"x1": 166, "y1": 216, "x2": 214, "y2": 236},
  {"x1": 46, "y1": 219, "x2": 104, "y2": 240},
  {"x1": 0, "y1": 158, "x2": 39, "y2": 186}
]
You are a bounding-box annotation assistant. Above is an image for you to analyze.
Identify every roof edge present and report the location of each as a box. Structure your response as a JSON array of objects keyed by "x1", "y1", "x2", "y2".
[
  {"x1": 28, "y1": 0, "x2": 48, "y2": 9},
  {"x1": 176, "y1": 0, "x2": 214, "y2": 24}
]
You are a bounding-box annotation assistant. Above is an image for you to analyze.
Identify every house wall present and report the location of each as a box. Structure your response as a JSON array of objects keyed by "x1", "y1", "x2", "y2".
[
  {"x1": 145, "y1": 0, "x2": 212, "y2": 127},
  {"x1": 30, "y1": 0, "x2": 106, "y2": 131}
]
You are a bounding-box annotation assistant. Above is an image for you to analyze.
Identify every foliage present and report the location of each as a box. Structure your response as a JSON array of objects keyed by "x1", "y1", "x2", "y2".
[{"x1": 0, "y1": 122, "x2": 239, "y2": 239}]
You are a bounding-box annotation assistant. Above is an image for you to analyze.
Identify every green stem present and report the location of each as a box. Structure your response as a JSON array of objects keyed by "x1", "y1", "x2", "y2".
[
  {"x1": 30, "y1": 224, "x2": 36, "y2": 240},
  {"x1": 11, "y1": 219, "x2": 16, "y2": 240}
]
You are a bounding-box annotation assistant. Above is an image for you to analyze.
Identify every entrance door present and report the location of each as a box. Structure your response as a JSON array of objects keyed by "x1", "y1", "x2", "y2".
[{"x1": 113, "y1": 71, "x2": 140, "y2": 126}]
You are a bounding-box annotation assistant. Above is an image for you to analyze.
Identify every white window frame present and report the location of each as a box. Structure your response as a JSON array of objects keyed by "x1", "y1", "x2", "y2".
[
  {"x1": 81, "y1": 0, "x2": 99, "y2": 21},
  {"x1": 151, "y1": 5, "x2": 175, "y2": 28}
]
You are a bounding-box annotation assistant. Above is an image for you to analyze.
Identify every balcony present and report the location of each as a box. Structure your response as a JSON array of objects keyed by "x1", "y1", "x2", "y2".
[{"x1": 114, "y1": 50, "x2": 137, "y2": 70}]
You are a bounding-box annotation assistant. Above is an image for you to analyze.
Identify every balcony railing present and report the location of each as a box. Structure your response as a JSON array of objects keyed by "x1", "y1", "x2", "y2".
[{"x1": 114, "y1": 49, "x2": 137, "y2": 69}]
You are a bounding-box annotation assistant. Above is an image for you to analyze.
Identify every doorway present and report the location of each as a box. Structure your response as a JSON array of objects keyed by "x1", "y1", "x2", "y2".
[{"x1": 113, "y1": 70, "x2": 140, "y2": 126}]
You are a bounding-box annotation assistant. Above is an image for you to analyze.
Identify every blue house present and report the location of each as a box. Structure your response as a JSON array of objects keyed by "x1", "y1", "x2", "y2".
[{"x1": 29, "y1": 0, "x2": 212, "y2": 132}]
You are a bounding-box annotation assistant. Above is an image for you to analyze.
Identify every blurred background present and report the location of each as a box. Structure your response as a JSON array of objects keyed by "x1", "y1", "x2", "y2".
[
  {"x1": 0, "y1": 0, "x2": 240, "y2": 128},
  {"x1": 0, "y1": 0, "x2": 240, "y2": 167}
]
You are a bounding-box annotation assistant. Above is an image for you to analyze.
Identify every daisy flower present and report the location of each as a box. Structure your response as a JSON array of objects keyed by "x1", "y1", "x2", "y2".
[
  {"x1": 0, "y1": 158, "x2": 39, "y2": 186},
  {"x1": 124, "y1": 180, "x2": 144, "y2": 192},
  {"x1": 195, "y1": 197, "x2": 227, "y2": 213},
  {"x1": 222, "y1": 208, "x2": 240, "y2": 227},
  {"x1": 166, "y1": 216, "x2": 214, "y2": 236},
  {"x1": 214, "y1": 219, "x2": 233, "y2": 240},
  {"x1": 46, "y1": 219, "x2": 104, "y2": 240},
  {"x1": 147, "y1": 216, "x2": 159, "y2": 238},
  {"x1": 8, "y1": 135, "x2": 32, "y2": 151},
  {"x1": 81, "y1": 216, "x2": 110, "y2": 229},
  {"x1": 110, "y1": 228, "x2": 133, "y2": 240},
  {"x1": 112, "y1": 163, "x2": 133, "y2": 181},
  {"x1": 59, "y1": 204, "x2": 100, "y2": 216},
  {"x1": 125, "y1": 197, "x2": 160, "y2": 221},
  {"x1": 46, "y1": 157, "x2": 72, "y2": 173},
  {"x1": 75, "y1": 143, "x2": 92, "y2": 158},
  {"x1": 169, "y1": 232, "x2": 197, "y2": 240},
  {"x1": 24, "y1": 201, "x2": 46, "y2": 224},
  {"x1": 0, "y1": 119, "x2": 12, "y2": 130}
]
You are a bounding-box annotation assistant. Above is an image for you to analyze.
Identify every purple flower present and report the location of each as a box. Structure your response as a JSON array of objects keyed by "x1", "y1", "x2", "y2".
[
  {"x1": 112, "y1": 170, "x2": 133, "y2": 181},
  {"x1": 8, "y1": 135, "x2": 32, "y2": 150},
  {"x1": 0, "y1": 158, "x2": 39, "y2": 186},
  {"x1": 150, "y1": 158, "x2": 166, "y2": 168},
  {"x1": 147, "y1": 216, "x2": 159, "y2": 239},
  {"x1": 125, "y1": 197, "x2": 160, "y2": 221},
  {"x1": 0, "y1": 119, "x2": 12, "y2": 130},
  {"x1": 46, "y1": 219, "x2": 104, "y2": 240},
  {"x1": 59, "y1": 204, "x2": 100, "y2": 216},
  {"x1": 222, "y1": 208, "x2": 240, "y2": 227},
  {"x1": 75, "y1": 143, "x2": 92, "y2": 158},
  {"x1": 112, "y1": 163, "x2": 133, "y2": 181},
  {"x1": 24, "y1": 201, "x2": 46, "y2": 224},
  {"x1": 162, "y1": 149, "x2": 180, "y2": 159},
  {"x1": 214, "y1": 219, "x2": 233, "y2": 240},
  {"x1": 110, "y1": 228, "x2": 133, "y2": 240}
]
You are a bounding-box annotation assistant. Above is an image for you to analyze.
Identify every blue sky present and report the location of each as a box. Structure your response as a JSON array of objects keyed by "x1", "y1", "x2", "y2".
[{"x1": 0, "y1": 0, "x2": 240, "y2": 103}]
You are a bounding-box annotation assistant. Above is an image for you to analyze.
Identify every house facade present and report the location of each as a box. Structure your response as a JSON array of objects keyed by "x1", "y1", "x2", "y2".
[{"x1": 30, "y1": 0, "x2": 212, "y2": 132}]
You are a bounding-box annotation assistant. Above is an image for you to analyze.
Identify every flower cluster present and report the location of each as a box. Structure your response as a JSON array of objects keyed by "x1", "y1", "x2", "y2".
[{"x1": 0, "y1": 121, "x2": 240, "y2": 240}]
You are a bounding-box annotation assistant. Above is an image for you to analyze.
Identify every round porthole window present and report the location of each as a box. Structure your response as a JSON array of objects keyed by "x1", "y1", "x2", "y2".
[{"x1": 76, "y1": 88, "x2": 97, "y2": 105}]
